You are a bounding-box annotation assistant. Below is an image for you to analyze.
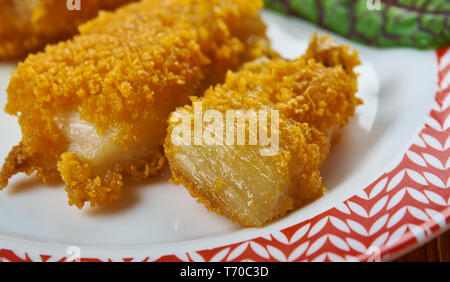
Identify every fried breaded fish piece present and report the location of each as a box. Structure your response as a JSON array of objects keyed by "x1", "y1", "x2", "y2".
[
  {"x1": 0, "y1": 0, "x2": 274, "y2": 208},
  {"x1": 165, "y1": 34, "x2": 362, "y2": 227},
  {"x1": 0, "y1": 0, "x2": 138, "y2": 60}
]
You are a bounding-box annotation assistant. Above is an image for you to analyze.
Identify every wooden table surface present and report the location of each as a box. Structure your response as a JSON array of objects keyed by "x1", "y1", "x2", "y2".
[{"x1": 395, "y1": 231, "x2": 449, "y2": 262}]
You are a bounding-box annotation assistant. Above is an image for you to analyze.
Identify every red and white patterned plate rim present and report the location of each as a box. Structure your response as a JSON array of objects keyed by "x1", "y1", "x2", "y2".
[{"x1": 1, "y1": 48, "x2": 449, "y2": 262}]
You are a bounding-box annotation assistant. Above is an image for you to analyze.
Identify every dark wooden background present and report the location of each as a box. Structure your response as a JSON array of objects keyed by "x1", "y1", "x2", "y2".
[{"x1": 395, "y1": 231, "x2": 449, "y2": 262}]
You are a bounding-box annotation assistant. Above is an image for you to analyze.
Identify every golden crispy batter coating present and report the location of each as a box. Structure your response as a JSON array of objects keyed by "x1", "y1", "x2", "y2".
[
  {"x1": 165, "y1": 34, "x2": 361, "y2": 227},
  {"x1": 0, "y1": 0, "x2": 273, "y2": 208},
  {"x1": 0, "y1": 0, "x2": 138, "y2": 60}
]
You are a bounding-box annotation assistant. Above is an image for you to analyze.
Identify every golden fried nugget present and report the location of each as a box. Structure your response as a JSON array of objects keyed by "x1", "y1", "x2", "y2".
[
  {"x1": 0, "y1": 0, "x2": 274, "y2": 208},
  {"x1": 0, "y1": 0, "x2": 138, "y2": 60},
  {"x1": 165, "y1": 34, "x2": 362, "y2": 227}
]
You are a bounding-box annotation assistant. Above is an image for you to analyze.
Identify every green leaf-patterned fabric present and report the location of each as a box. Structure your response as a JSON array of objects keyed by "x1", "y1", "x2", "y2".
[{"x1": 264, "y1": 0, "x2": 450, "y2": 49}]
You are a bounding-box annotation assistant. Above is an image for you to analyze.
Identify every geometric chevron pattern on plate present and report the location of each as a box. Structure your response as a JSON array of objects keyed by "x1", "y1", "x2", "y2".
[{"x1": 1, "y1": 48, "x2": 449, "y2": 262}]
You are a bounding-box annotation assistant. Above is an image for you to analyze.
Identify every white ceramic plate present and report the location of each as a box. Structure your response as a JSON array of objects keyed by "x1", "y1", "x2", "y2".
[{"x1": 0, "y1": 11, "x2": 448, "y2": 262}]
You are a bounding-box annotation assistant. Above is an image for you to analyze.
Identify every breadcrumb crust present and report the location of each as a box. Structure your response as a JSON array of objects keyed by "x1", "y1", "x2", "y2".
[
  {"x1": 165, "y1": 34, "x2": 361, "y2": 227},
  {"x1": 0, "y1": 0, "x2": 272, "y2": 208},
  {"x1": 0, "y1": 0, "x2": 138, "y2": 60}
]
